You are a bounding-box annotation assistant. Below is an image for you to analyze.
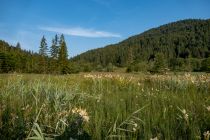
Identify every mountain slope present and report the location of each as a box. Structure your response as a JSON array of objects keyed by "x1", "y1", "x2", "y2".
[{"x1": 72, "y1": 19, "x2": 210, "y2": 68}]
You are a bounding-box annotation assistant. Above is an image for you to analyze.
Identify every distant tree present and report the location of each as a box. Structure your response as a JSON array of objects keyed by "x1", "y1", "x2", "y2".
[
  {"x1": 127, "y1": 47, "x2": 134, "y2": 65},
  {"x1": 49, "y1": 35, "x2": 60, "y2": 73},
  {"x1": 39, "y1": 36, "x2": 48, "y2": 56},
  {"x1": 39, "y1": 36, "x2": 48, "y2": 73},
  {"x1": 126, "y1": 65, "x2": 134, "y2": 73},
  {"x1": 201, "y1": 57, "x2": 210, "y2": 72},
  {"x1": 58, "y1": 34, "x2": 69, "y2": 74},
  {"x1": 106, "y1": 63, "x2": 114, "y2": 72},
  {"x1": 95, "y1": 64, "x2": 103, "y2": 72},
  {"x1": 68, "y1": 62, "x2": 80, "y2": 74},
  {"x1": 50, "y1": 34, "x2": 59, "y2": 59},
  {"x1": 82, "y1": 63, "x2": 92, "y2": 72},
  {"x1": 16, "y1": 42, "x2": 21, "y2": 49},
  {"x1": 133, "y1": 62, "x2": 148, "y2": 72},
  {"x1": 152, "y1": 53, "x2": 167, "y2": 73}
]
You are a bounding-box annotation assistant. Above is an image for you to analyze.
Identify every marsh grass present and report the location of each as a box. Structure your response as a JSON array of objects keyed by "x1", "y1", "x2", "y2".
[{"x1": 0, "y1": 73, "x2": 209, "y2": 139}]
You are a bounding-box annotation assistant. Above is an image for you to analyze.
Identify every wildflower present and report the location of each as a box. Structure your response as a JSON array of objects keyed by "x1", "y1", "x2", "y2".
[
  {"x1": 58, "y1": 110, "x2": 69, "y2": 118},
  {"x1": 178, "y1": 107, "x2": 189, "y2": 123},
  {"x1": 132, "y1": 127, "x2": 136, "y2": 132},
  {"x1": 206, "y1": 106, "x2": 210, "y2": 112},
  {"x1": 72, "y1": 107, "x2": 89, "y2": 122},
  {"x1": 181, "y1": 109, "x2": 189, "y2": 121},
  {"x1": 203, "y1": 131, "x2": 210, "y2": 140},
  {"x1": 150, "y1": 137, "x2": 158, "y2": 140},
  {"x1": 134, "y1": 123, "x2": 138, "y2": 127}
]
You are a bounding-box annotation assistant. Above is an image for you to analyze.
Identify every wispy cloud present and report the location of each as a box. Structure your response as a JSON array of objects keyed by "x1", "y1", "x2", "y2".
[{"x1": 39, "y1": 26, "x2": 121, "y2": 38}]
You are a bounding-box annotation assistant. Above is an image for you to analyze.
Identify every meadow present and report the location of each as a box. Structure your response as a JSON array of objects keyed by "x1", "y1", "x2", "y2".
[{"x1": 0, "y1": 72, "x2": 210, "y2": 140}]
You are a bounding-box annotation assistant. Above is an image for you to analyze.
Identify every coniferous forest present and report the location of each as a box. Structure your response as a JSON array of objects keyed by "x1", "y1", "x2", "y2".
[
  {"x1": 73, "y1": 19, "x2": 210, "y2": 73},
  {"x1": 0, "y1": 19, "x2": 210, "y2": 74},
  {"x1": 0, "y1": 34, "x2": 70, "y2": 74}
]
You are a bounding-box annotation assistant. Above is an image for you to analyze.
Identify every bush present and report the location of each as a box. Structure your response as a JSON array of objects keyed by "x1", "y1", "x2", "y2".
[
  {"x1": 95, "y1": 65, "x2": 104, "y2": 72},
  {"x1": 151, "y1": 53, "x2": 167, "y2": 73},
  {"x1": 106, "y1": 63, "x2": 114, "y2": 72},
  {"x1": 126, "y1": 65, "x2": 134, "y2": 73},
  {"x1": 201, "y1": 57, "x2": 210, "y2": 72},
  {"x1": 133, "y1": 62, "x2": 148, "y2": 72}
]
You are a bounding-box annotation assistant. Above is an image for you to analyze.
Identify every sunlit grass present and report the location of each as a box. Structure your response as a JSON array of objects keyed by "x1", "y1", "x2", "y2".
[{"x1": 0, "y1": 73, "x2": 209, "y2": 139}]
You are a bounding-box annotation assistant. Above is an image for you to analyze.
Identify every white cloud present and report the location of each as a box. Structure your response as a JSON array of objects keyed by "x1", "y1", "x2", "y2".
[{"x1": 39, "y1": 26, "x2": 121, "y2": 38}]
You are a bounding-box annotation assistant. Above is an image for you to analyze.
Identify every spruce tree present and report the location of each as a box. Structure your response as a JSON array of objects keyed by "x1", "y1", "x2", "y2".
[
  {"x1": 58, "y1": 34, "x2": 68, "y2": 74},
  {"x1": 39, "y1": 36, "x2": 48, "y2": 73},
  {"x1": 39, "y1": 36, "x2": 48, "y2": 56},
  {"x1": 152, "y1": 53, "x2": 167, "y2": 73},
  {"x1": 16, "y1": 42, "x2": 21, "y2": 50},
  {"x1": 50, "y1": 35, "x2": 60, "y2": 73},
  {"x1": 50, "y1": 34, "x2": 59, "y2": 59}
]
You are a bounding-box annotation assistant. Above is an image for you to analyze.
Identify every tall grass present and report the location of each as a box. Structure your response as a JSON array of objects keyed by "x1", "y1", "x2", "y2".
[{"x1": 0, "y1": 73, "x2": 209, "y2": 139}]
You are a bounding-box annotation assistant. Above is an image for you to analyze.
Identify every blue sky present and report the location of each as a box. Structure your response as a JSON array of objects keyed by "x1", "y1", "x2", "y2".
[{"x1": 0, "y1": 0, "x2": 210, "y2": 57}]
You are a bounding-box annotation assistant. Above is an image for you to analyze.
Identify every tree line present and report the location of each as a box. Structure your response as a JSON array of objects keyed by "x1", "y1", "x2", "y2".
[{"x1": 0, "y1": 34, "x2": 71, "y2": 74}]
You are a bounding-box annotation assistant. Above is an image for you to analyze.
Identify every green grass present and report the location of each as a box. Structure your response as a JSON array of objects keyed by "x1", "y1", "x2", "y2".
[{"x1": 0, "y1": 73, "x2": 210, "y2": 140}]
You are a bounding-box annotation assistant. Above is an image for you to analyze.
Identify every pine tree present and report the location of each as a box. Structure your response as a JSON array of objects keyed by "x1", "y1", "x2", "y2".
[
  {"x1": 39, "y1": 36, "x2": 48, "y2": 56},
  {"x1": 16, "y1": 42, "x2": 21, "y2": 49},
  {"x1": 50, "y1": 35, "x2": 60, "y2": 73},
  {"x1": 58, "y1": 34, "x2": 69, "y2": 74},
  {"x1": 39, "y1": 36, "x2": 48, "y2": 73},
  {"x1": 50, "y1": 34, "x2": 59, "y2": 59},
  {"x1": 152, "y1": 53, "x2": 167, "y2": 73}
]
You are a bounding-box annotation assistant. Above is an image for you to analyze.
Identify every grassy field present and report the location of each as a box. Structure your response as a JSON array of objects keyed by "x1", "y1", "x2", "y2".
[{"x1": 0, "y1": 73, "x2": 210, "y2": 140}]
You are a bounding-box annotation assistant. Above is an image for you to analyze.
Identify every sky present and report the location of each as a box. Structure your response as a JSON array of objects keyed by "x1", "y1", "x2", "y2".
[{"x1": 0, "y1": 0, "x2": 210, "y2": 57}]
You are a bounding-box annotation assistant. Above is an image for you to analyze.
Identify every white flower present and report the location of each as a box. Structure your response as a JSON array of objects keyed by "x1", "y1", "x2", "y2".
[
  {"x1": 134, "y1": 123, "x2": 138, "y2": 127},
  {"x1": 206, "y1": 106, "x2": 210, "y2": 112},
  {"x1": 150, "y1": 137, "x2": 158, "y2": 140},
  {"x1": 72, "y1": 107, "x2": 89, "y2": 122},
  {"x1": 203, "y1": 131, "x2": 210, "y2": 140}
]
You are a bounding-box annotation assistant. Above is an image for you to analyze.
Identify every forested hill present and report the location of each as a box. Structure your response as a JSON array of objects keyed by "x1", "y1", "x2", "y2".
[
  {"x1": 72, "y1": 19, "x2": 210, "y2": 71},
  {"x1": 0, "y1": 40, "x2": 42, "y2": 73},
  {"x1": 0, "y1": 34, "x2": 70, "y2": 74}
]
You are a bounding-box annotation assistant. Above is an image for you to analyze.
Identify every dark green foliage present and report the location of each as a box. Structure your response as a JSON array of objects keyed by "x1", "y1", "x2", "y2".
[
  {"x1": 201, "y1": 57, "x2": 210, "y2": 72},
  {"x1": 82, "y1": 63, "x2": 93, "y2": 72},
  {"x1": 16, "y1": 42, "x2": 21, "y2": 49},
  {"x1": 126, "y1": 65, "x2": 134, "y2": 73},
  {"x1": 68, "y1": 63, "x2": 80, "y2": 74},
  {"x1": 0, "y1": 40, "x2": 41, "y2": 73},
  {"x1": 0, "y1": 34, "x2": 70, "y2": 74},
  {"x1": 95, "y1": 64, "x2": 104, "y2": 72},
  {"x1": 50, "y1": 34, "x2": 59, "y2": 59},
  {"x1": 72, "y1": 19, "x2": 210, "y2": 72},
  {"x1": 151, "y1": 53, "x2": 167, "y2": 73},
  {"x1": 39, "y1": 36, "x2": 48, "y2": 73},
  {"x1": 39, "y1": 36, "x2": 48, "y2": 56},
  {"x1": 58, "y1": 34, "x2": 69, "y2": 74},
  {"x1": 106, "y1": 62, "x2": 114, "y2": 72},
  {"x1": 133, "y1": 62, "x2": 148, "y2": 72}
]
